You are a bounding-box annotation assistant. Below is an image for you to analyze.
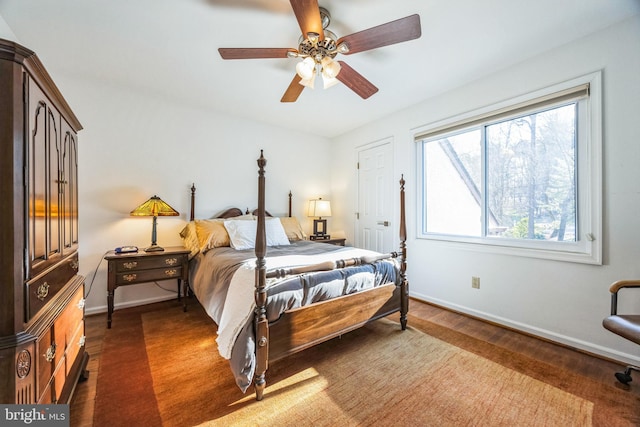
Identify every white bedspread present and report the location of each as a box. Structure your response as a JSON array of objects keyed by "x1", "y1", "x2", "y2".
[{"x1": 216, "y1": 247, "x2": 380, "y2": 359}]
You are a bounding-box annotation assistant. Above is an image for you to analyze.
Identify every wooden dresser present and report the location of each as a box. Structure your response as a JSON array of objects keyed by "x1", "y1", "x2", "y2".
[{"x1": 0, "y1": 38, "x2": 89, "y2": 404}]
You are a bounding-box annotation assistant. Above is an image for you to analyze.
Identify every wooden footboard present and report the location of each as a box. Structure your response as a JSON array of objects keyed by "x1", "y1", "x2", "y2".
[
  {"x1": 269, "y1": 283, "x2": 400, "y2": 362},
  {"x1": 252, "y1": 150, "x2": 409, "y2": 401}
]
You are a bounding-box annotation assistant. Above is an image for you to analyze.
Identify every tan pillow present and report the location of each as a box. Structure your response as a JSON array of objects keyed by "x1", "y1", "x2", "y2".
[
  {"x1": 179, "y1": 222, "x2": 200, "y2": 259},
  {"x1": 279, "y1": 217, "x2": 306, "y2": 241},
  {"x1": 195, "y1": 219, "x2": 230, "y2": 251}
]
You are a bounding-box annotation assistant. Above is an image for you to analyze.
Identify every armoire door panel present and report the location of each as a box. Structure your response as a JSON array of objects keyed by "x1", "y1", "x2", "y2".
[
  {"x1": 47, "y1": 107, "x2": 60, "y2": 259},
  {"x1": 61, "y1": 120, "x2": 79, "y2": 253},
  {"x1": 28, "y1": 92, "x2": 48, "y2": 272}
]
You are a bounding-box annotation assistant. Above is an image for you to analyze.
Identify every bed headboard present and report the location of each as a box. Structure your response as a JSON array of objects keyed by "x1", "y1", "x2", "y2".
[{"x1": 189, "y1": 184, "x2": 291, "y2": 221}]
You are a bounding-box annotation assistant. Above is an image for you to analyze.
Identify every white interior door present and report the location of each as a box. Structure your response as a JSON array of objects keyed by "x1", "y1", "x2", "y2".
[{"x1": 357, "y1": 141, "x2": 394, "y2": 252}]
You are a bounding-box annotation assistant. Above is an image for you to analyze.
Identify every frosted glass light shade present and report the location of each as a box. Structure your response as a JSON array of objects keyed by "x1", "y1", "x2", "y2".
[
  {"x1": 296, "y1": 57, "x2": 316, "y2": 80},
  {"x1": 320, "y1": 56, "x2": 341, "y2": 78}
]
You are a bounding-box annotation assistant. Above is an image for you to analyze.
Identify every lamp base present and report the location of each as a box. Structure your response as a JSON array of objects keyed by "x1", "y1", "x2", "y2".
[
  {"x1": 313, "y1": 218, "x2": 327, "y2": 236},
  {"x1": 310, "y1": 234, "x2": 331, "y2": 241},
  {"x1": 144, "y1": 244, "x2": 165, "y2": 252}
]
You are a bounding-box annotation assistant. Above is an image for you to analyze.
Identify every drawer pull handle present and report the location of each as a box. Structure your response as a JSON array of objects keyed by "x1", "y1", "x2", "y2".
[
  {"x1": 70, "y1": 259, "x2": 79, "y2": 270},
  {"x1": 43, "y1": 343, "x2": 56, "y2": 363},
  {"x1": 165, "y1": 258, "x2": 178, "y2": 266},
  {"x1": 78, "y1": 335, "x2": 86, "y2": 347},
  {"x1": 165, "y1": 269, "x2": 177, "y2": 277},
  {"x1": 123, "y1": 274, "x2": 137, "y2": 282},
  {"x1": 77, "y1": 298, "x2": 85, "y2": 309},
  {"x1": 123, "y1": 261, "x2": 138, "y2": 269},
  {"x1": 36, "y1": 282, "x2": 50, "y2": 301}
]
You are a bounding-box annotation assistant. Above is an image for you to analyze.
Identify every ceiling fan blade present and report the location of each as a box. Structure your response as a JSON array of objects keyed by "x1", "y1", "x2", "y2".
[
  {"x1": 218, "y1": 48, "x2": 294, "y2": 59},
  {"x1": 289, "y1": 0, "x2": 324, "y2": 40},
  {"x1": 335, "y1": 61, "x2": 378, "y2": 99},
  {"x1": 336, "y1": 14, "x2": 421, "y2": 55},
  {"x1": 281, "y1": 74, "x2": 304, "y2": 102}
]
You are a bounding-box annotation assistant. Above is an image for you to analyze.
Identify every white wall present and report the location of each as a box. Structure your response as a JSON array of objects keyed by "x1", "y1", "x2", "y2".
[
  {"x1": 49, "y1": 76, "x2": 332, "y2": 314},
  {"x1": 330, "y1": 15, "x2": 640, "y2": 365},
  {"x1": 0, "y1": 14, "x2": 15, "y2": 39}
]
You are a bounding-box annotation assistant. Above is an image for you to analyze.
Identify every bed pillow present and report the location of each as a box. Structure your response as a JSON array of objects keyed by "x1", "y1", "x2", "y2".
[
  {"x1": 179, "y1": 221, "x2": 200, "y2": 259},
  {"x1": 266, "y1": 218, "x2": 291, "y2": 246},
  {"x1": 195, "y1": 219, "x2": 230, "y2": 252},
  {"x1": 223, "y1": 219, "x2": 256, "y2": 250},
  {"x1": 224, "y1": 218, "x2": 291, "y2": 250},
  {"x1": 279, "y1": 217, "x2": 306, "y2": 241}
]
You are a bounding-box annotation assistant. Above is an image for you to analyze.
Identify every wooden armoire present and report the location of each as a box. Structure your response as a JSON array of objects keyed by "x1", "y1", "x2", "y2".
[{"x1": 0, "y1": 38, "x2": 88, "y2": 404}]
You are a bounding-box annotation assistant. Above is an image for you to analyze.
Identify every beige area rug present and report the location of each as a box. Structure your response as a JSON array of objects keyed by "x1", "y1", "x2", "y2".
[{"x1": 137, "y1": 305, "x2": 594, "y2": 427}]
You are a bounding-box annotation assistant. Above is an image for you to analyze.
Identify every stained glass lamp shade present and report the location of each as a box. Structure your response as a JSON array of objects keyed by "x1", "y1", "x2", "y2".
[{"x1": 130, "y1": 195, "x2": 179, "y2": 252}]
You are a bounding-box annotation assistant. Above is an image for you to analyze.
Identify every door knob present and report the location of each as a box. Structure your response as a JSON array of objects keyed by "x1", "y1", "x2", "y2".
[{"x1": 377, "y1": 221, "x2": 390, "y2": 227}]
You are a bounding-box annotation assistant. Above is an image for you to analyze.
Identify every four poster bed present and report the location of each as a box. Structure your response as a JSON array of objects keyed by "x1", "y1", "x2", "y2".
[{"x1": 182, "y1": 150, "x2": 408, "y2": 400}]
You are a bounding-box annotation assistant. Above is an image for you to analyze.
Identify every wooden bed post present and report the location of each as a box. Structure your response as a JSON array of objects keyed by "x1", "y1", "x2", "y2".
[
  {"x1": 189, "y1": 183, "x2": 196, "y2": 222},
  {"x1": 254, "y1": 150, "x2": 269, "y2": 401},
  {"x1": 399, "y1": 175, "x2": 409, "y2": 330}
]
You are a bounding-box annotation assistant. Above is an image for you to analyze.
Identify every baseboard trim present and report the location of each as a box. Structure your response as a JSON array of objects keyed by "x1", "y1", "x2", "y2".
[
  {"x1": 85, "y1": 294, "x2": 178, "y2": 316},
  {"x1": 409, "y1": 293, "x2": 640, "y2": 366}
]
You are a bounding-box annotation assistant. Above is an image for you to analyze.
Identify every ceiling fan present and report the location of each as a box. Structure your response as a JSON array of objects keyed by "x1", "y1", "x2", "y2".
[{"x1": 218, "y1": 0, "x2": 421, "y2": 103}]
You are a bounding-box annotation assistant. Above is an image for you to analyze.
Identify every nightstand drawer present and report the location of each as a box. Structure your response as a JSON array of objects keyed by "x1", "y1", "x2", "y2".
[
  {"x1": 113, "y1": 254, "x2": 186, "y2": 272},
  {"x1": 114, "y1": 266, "x2": 183, "y2": 285}
]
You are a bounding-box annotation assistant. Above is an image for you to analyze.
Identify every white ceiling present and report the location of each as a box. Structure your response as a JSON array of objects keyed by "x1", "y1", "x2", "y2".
[{"x1": 1, "y1": 0, "x2": 638, "y2": 138}]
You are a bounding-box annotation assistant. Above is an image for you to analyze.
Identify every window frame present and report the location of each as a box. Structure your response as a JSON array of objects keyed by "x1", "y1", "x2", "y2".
[{"x1": 415, "y1": 71, "x2": 602, "y2": 264}]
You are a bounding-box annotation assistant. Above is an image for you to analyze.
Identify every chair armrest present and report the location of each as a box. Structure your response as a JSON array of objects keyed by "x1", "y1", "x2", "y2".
[
  {"x1": 609, "y1": 280, "x2": 640, "y2": 315},
  {"x1": 610, "y1": 280, "x2": 640, "y2": 294}
]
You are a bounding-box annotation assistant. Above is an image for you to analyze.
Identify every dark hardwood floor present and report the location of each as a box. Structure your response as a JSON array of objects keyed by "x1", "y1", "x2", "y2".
[{"x1": 69, "y1": 297, "x2": 639, "y2": 426}]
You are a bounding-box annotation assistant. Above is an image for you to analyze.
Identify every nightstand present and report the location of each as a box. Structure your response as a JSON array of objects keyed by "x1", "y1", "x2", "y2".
[{"x1": 104, "y1": 246, "x2": 190, "y2": 328}]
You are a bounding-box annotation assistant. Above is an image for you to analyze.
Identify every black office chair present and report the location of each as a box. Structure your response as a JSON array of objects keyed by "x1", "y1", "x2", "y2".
[{"x1": 602, "y1": 280, "x2": 640, "y2": 386}]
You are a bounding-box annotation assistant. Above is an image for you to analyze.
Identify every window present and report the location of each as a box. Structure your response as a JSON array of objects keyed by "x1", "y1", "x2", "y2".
[{"x1": 416, "y1": 72, "x2": 602, "y2": 264}]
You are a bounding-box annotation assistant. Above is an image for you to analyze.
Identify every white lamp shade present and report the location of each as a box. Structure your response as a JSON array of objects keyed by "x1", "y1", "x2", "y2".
[{"x1": 308, "y1": 199, "x2": 332, "y2": 217}]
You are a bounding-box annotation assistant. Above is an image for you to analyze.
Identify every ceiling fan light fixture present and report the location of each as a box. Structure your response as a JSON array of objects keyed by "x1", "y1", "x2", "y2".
[
  {"x1": 218, "y1": 4, "x2": 422, "y2": 103},
  {"x1": 322, "y1": 73, "x2": 339, "y2": 89},
  {"x1": 296, "y1": 57, "x2": 316, "y2": 80},
  {"x1": 300, "y1": 74, "x2": 316, "y2": 89},
  {"x1": 320, "y1": 56, "x2": 341, "y2": 79}
]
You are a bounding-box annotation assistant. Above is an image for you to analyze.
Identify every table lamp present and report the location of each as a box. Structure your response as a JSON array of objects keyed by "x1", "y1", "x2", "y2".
[
  {"x1": 308, "y1": 198, "x2": 331, "y2": 239},
  {"x1": 130, "y1": 195, "x2": 179, "y2": 252}
]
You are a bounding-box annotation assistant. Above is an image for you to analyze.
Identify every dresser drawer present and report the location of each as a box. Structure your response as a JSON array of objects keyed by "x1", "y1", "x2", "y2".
[
  {"x1": 54, "y1": 286, "x2": 84, "y2": 358},
  {"x1": 35, "y1": 284, "x2": 84, "y2": 403},
  {"x1": 37, "y1": 354, "x2": 68, "y2": 404},
  {"x1": 25, "y1": 253, "x2": 79, "y2": 321},
  {"x1": 65, "y1": 322, "x2": 85, "y2": 376},
  {"x1": 113, "y1": 254, "x2": 186, "y2": 273},
  {"x1": 36, "y1": 326, "x2": 57, "y2": 401},
  {"x1": 114, "y1": 266, "x2": 183, "y2": 286}
]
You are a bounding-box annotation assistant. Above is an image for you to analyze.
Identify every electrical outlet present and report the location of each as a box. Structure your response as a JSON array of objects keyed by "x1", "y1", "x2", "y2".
[{"x1": 472, "y1": 276, "x2": 480, "y2": 289}]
